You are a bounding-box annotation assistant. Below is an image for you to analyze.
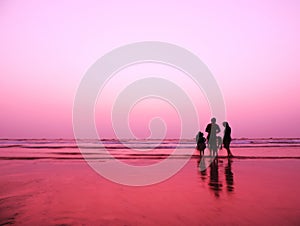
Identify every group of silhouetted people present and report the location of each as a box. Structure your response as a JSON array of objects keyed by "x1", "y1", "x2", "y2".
[{"x1": 196, "y1": 118, "x2": 233, "y2": 157}]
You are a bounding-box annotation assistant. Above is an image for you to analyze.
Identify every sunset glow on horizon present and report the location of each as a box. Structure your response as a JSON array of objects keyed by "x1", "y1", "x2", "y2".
[{"x1": 1, "y1": 0, "x2": 299, "y2": 138}]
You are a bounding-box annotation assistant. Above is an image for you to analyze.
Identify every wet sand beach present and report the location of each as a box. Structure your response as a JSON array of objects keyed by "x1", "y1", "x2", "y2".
[{"x1": 0, "y1": 139, "x2": 300, "y2": 225}]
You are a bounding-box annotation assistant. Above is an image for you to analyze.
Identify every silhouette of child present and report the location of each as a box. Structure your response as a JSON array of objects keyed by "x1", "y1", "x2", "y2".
[
  {"x1": 217, "y1": 136, "x2": 223, "y2": 150},
  {"x1": 196, "y1": 131, "x2": 206, "y2": 156}
]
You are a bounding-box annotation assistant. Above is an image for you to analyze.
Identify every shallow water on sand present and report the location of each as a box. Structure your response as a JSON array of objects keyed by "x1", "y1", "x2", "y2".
[
  {"x1": 0, "y1": 139, "x2": 300, "y2": 225},
  {"x1": 1, "y1": 138, "x2": 300, "y2": 161}
]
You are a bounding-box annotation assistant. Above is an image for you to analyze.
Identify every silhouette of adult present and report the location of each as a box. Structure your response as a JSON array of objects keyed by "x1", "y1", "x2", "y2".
[
  {"x1": 223, "y1": 121, "x2": 233, "y2": 157},
  {"x1": 205, "y1": 118, "x2": 220, "y2": 156}
]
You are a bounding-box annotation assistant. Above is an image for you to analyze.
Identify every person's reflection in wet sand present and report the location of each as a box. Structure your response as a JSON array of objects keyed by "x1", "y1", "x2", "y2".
[
  {"x1": 209, "y1": 158, "x2": 222, "y2": 197},
  {"x1": 197, "y1": 157, "x2": 207, "y2": 182},
  {"x1": 198, "y1": 156, "x2": 235, "y2": 197},
  {"x1": 225, "y1": 158, "x2": 234, "y2": 192}
]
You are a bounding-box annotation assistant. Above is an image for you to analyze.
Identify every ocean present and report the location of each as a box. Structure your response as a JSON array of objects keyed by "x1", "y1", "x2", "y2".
[{"x1": 1, "y1": 138, "x2": 300, "y2": 160}]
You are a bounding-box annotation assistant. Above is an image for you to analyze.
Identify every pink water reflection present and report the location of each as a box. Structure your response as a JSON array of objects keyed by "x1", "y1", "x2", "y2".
[{"x1": 0, "y1": 149, "x2": 299, "y2": 225}]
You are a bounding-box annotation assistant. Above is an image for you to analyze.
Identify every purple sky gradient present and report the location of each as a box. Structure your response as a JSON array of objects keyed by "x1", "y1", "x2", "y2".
[{"x1": 0, "y1": 0, "x2": 299, "y2": 138}]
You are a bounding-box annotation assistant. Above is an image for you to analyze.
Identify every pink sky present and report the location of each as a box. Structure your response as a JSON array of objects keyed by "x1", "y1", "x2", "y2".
[{"x1": 0, "y1": 0, "x2": 300, "y2": 138}]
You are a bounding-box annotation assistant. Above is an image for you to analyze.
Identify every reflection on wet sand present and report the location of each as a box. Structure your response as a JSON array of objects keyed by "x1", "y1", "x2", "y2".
[
  {"x1": 225, "y1": 158, "x2": 234, "y2": 192},
  {"x1": 198, "y1": 156, "x2": 234, "y2": 197}
]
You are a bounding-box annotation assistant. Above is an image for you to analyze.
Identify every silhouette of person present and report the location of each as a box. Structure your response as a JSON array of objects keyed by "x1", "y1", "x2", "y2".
[
  {"x1": 196, "y1": 131, "x2": 206, "y2": 156},
  {"x1": 205, "y1": 118, "x2": 220, "y2": 156},
  {"x1": 223, "y1": 122, "x2": 233, "y2": 157},
  {"x1": 217, "y1": 136, "x2": 222, "y2": 150}
]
